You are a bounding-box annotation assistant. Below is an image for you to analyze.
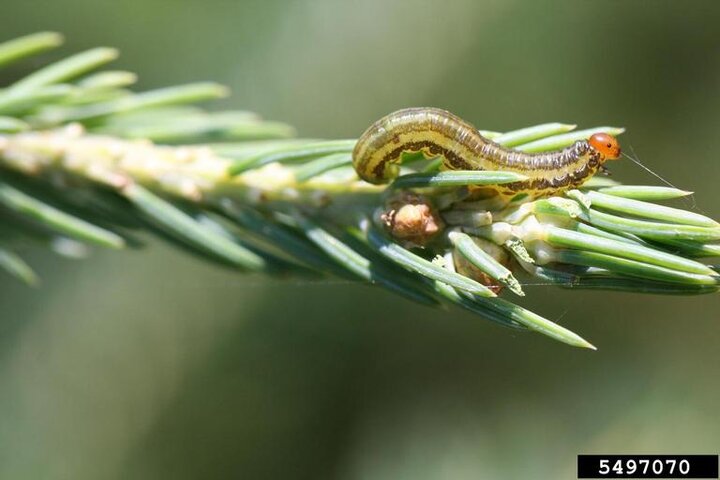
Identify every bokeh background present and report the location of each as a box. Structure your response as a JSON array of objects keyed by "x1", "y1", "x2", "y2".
[{"x1": 1, "y1": 1, "x2": 719, "y2": 478}]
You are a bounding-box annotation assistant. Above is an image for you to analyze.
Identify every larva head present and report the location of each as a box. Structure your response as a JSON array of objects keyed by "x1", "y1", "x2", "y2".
[{"x1": 588, "y1": 133, "x2": 621, "y2": 160}]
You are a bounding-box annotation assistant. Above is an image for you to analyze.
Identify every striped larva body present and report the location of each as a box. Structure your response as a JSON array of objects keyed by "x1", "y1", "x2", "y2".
[{"x1": 352, "y1": 108, "x2": 621, "y2": 197}]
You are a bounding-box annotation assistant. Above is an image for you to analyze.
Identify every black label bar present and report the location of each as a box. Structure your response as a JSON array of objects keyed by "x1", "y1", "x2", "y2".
[{"x1": 578, "y1": 455, "x2": 718, "y2": 478}]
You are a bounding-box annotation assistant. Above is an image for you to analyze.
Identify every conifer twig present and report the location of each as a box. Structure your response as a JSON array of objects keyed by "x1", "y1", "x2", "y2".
[{"x1": 1, "y1": 32, "x2": 717, "y2": 348}]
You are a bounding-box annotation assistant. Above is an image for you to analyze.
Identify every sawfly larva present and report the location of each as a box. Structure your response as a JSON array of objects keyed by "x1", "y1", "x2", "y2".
[{"x1": 352, "y1": 107, "x2": 621, "y2": 196}]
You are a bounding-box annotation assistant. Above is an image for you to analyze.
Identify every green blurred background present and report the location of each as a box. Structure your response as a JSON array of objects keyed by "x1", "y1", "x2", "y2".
[{"x1": 1, "y1": 1, "x2": 719, "y2": 478}]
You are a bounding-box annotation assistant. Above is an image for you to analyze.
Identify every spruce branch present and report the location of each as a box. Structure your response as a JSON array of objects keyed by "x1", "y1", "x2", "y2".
[{"x1": 1, "y1": 32, "x2": 718, "y2": 348}]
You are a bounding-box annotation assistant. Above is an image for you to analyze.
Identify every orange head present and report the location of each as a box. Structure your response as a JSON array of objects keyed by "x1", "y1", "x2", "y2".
[{"x1": 588, "y1": 132, "x2": 621, "y2": 160}]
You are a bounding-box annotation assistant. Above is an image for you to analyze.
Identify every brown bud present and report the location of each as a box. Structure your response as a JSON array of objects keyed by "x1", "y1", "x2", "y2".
[{"x1": 381, "y1": 194, "x2": 444, "y2": 247}]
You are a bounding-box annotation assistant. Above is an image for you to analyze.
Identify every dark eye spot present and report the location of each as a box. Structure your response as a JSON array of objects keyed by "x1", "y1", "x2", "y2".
[{"x1": 606, "y1": 143, "x2": 611, "y2": 148}]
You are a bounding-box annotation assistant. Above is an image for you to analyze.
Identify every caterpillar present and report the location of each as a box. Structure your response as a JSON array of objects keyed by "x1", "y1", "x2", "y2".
[{"x1": 352, "y1": 107, "x2": 621, "y2": 197}]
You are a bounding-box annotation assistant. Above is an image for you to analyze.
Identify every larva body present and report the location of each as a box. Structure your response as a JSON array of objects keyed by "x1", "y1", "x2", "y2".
[{"x1": 352, "y1": 108, "x2": 621, "y2": 197}]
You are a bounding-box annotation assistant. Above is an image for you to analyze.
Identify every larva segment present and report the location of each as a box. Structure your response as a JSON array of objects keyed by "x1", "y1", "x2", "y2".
[
  {"x1": 352, "y1": 108, "x2": 618, "y2": 197},
  {"x1": 352, "y1": 108, "x2": 488, "y2": 183}
]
